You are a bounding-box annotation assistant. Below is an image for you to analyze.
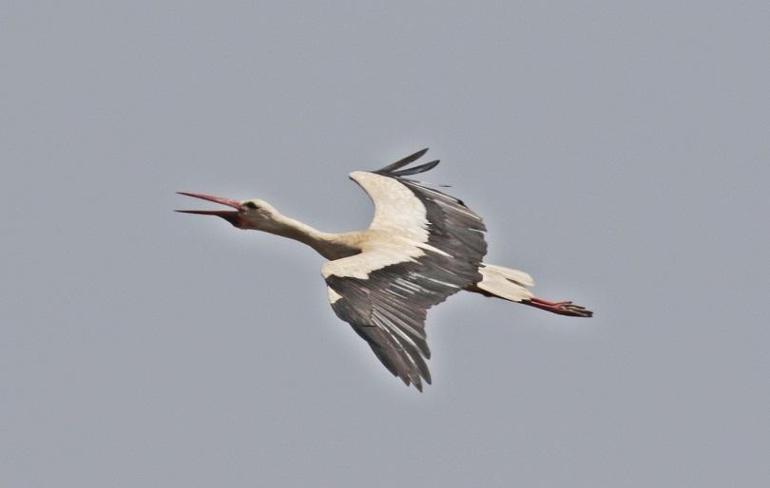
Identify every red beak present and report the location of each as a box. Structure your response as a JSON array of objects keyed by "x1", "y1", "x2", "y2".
[{"x1": 176, "y1": 192, "x2": 244, "y2": 227}]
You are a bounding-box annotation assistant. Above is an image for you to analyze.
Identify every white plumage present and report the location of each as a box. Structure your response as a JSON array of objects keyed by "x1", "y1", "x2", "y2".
[{"x1": 177, "y1": 148, "x2": 592, "y2": 391}]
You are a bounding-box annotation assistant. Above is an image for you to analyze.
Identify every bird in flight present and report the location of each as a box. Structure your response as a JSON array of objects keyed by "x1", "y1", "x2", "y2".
[{"x1": 177, "y1": 149, "x2": 592, "y2": 391}]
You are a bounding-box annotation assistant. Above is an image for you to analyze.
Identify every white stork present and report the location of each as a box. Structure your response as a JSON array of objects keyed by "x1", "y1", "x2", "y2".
[{"x1": 177, "y1": 149, "x2": 592, "y2": 391}]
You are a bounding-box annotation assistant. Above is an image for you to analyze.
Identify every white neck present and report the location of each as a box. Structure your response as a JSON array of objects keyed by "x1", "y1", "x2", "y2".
[{"x1": 260, "y1": 213, "x2": 359, "y2": 260}]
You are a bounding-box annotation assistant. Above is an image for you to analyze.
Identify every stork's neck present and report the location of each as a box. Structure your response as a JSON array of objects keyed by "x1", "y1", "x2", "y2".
[{"x1": 262, "y1": 214, "x2": 359, "y2": 260}]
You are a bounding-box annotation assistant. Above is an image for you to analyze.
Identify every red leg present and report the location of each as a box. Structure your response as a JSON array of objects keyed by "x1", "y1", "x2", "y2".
[{"x1": 523, "y1": 297, "x2": 593, "y2": 317}]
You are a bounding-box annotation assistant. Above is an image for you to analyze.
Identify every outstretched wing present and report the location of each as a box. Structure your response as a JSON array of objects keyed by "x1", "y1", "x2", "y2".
[{"x1": 323, "y1": 149, "x2": 487, "y2": 390}]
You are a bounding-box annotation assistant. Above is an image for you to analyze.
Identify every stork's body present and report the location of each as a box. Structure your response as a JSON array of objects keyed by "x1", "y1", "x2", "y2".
[{"x1": 178, "y1": 149, "x2": 592, "y2": 391}]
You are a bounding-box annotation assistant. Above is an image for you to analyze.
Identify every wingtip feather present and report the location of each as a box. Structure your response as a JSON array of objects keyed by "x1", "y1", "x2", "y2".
[
  {"x1": 392, "y1": 159, "x2": 440, "y2": 177},
  {"x1": 373, "y1": 148, "x2": 432, "y2": 175}
]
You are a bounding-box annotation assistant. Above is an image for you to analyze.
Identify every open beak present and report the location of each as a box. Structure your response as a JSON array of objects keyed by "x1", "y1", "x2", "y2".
[{"x1": 176, "y1": 192, "x2": 243, "y2": 227}]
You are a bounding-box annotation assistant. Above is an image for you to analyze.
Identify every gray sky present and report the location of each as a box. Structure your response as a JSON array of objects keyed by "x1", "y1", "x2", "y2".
[{"x1": 1, "y1": 1, "x2": 768, "y2": 487}]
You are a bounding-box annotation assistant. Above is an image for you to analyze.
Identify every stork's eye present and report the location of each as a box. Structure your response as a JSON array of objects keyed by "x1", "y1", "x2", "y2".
[{"x1": 243, "y1": 201, "x2": 258, "y2": 209}]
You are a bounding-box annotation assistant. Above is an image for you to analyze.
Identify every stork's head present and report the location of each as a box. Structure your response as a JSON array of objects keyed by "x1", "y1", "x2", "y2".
[{"x1": 176, "y1": 192, "x2": 281, "y2": 230}]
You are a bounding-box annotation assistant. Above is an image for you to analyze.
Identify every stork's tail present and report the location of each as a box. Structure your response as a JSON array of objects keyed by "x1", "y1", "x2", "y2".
[{"x1": 468, "y1": 263, "x2": 593, "y2": 318}]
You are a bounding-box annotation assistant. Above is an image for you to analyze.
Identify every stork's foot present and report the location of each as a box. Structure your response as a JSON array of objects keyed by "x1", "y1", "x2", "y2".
[{"x1": 524, "y1": 297, "x2": 593, "y2": 317}]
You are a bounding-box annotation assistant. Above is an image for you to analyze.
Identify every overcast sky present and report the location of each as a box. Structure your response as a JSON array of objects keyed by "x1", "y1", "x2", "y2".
[{"x1": 1, "y1": 1, "x2": 768, "y2": 487}]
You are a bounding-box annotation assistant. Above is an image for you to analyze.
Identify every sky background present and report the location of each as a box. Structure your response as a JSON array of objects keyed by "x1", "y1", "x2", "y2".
[{"x1": 1, "y1": 1, "x2": 768, "y2": 487}]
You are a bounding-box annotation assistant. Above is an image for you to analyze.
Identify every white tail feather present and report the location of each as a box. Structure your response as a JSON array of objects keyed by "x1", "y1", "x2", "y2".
[{"x1": 475, "y1": 263, "x2": 534, "y2": 302}]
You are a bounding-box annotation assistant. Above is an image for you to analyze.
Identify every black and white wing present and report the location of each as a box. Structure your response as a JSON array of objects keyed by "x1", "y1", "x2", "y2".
[{"x1": 323, "y1": 149, "x2": 487, "y2": 390}]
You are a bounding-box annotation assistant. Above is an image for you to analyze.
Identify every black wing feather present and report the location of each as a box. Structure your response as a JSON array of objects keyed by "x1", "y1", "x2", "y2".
[
  {"x1": 325, "y1": 152, "x2": 488, "y2": 390},
  {"x1": 374, "y1": 148, "x2": 432, "y2": 175},
  {"x1": 391, "y1": 160, "x2": 440, "y2": 177}
]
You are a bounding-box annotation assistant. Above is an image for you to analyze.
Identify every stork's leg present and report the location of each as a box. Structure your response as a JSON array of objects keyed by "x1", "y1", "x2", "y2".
[
  {"x1": 468, "y1": 263, "x2": 594, "y2": 317},
  {"x1": 522, "y1": 297, "x2": 593, "y2": 317}
]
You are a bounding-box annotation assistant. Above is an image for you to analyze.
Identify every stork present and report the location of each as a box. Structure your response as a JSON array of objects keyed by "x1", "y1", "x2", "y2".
[{"x1": 177, "y1": 149, "x2": 592, "y2": 391}]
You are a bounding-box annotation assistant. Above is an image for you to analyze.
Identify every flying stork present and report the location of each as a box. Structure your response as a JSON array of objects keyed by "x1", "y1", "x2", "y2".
[{"x1": 177, "y1": 149, "x2": 592, "y2": 391}]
